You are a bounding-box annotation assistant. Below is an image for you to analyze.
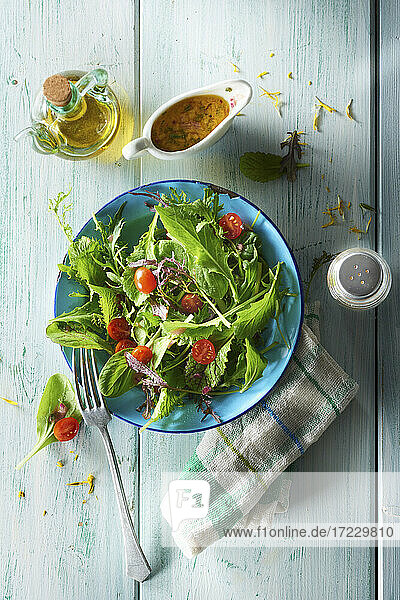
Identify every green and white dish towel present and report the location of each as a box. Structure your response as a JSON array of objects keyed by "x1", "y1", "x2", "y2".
[{"x1": 160, "y1": 303, "x2": 359, "y2": 557}]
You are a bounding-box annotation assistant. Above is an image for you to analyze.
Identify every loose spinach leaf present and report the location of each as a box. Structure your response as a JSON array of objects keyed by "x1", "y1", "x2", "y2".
[
  {"x1": 16, "y1": 374, "x2": 81, "y2": 470},
  {"x1": 46, "y1": 322, "x2": 114, "y2": 353},
  {"x1": 98, "y1": 351, "x2": 139, "y2": 397},
  {"x1": 241, "y1": 339, "x2": 268, "y2": 392},
  {"x1": 156, "y1": 204, "x2": 238, "y2": 300},
  {"x1": 139, "y1": 387, "x2": 183, "y2": 433}
]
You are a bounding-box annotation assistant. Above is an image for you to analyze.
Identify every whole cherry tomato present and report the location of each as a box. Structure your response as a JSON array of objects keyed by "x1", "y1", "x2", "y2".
[
  {"x1": 115, "y1": 338, "x2": 137, "y2": 353},
  {"x1": 192, "y1": 339, "x2": 216, "y2": 365},
  {"x1": 218, "y1": 213, "x2": 243, "y2": 240},
  {"x1": 130, "y1": 345, "x2": 153, "y2": 364},
  {"x1": 54, "y1": 417, "x2": 80, "y2": 442},
  {"x1": 134, "y1": 267, "x2": 157, "y2": 294},
  {"x1": 107, "y1": 317, "x2": 131, "y2": 341},
  {"x1": 181, "y1": 293, "x2": 203, "y2": 314}
]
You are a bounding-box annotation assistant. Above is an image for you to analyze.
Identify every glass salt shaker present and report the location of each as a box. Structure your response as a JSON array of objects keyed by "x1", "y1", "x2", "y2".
[{"x1": 327, "y1": 248, "x2": 392, "y2": 309}]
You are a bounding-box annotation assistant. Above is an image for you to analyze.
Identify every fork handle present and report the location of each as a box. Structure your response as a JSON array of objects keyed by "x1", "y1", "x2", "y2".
[{"x1": 99, "y1": 426, "x2": 151, "y2": 582}]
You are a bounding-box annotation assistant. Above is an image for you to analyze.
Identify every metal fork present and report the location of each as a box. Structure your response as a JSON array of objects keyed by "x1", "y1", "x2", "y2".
[{"x1": 72, "y1": 348, "x2": 151, "y2": 582}]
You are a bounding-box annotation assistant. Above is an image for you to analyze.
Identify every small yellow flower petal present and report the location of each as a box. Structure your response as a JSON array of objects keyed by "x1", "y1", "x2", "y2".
[
  {"x1": 346, "y1": 99, "x2": 354, "y2": 121},
  {"x1": 1, "y1": 397, "x2": 18, "y2": 406},
  {"x1": 315, "y1": 96, "x2": 337, "y2": 113}
]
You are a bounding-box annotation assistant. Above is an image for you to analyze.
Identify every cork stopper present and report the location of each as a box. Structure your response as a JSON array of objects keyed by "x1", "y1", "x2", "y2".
[{"x1": 43, "y1": 74, "x2": 72, "y2": 107}]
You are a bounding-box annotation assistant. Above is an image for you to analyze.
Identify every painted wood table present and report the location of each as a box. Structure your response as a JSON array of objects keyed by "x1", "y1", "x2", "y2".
[{"x1": 1, "y1": 0, "x2": 398, "y2": 598}]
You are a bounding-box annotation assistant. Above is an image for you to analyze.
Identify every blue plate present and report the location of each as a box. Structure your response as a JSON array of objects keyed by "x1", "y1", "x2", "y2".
[{"x1": 55, "y1": 179, "x2": 303, "y2": 433}]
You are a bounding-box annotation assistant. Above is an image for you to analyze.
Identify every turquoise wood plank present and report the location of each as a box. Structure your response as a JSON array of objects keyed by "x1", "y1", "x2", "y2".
[
  {"x1": 378, "y1": 1, "x2": 400, "y2": 598},
  {"x1": 138, "y1": 1, "x2": 375, "y2": 599},
  {"x1": 0, "y1": 1, "x2": 142, "y2": 599}
]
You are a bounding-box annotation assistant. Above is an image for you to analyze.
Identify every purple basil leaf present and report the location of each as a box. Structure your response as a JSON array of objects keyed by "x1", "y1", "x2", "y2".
[
  {"x1": 125, "y1": 352, "x2": 168, "y2": 388},
  {"x1": 150, "y1": 300, "x2": 169, "y2": 321},
  {"x1": 128, "y1": 259, "x2": 157, "y2": 268},
  {"x1": 48, "y1": 402, "x2": 68, "y2": 423},
  {"x1": 154, "y1": 255, "x2": 189, "y2": 287},
  {"x1": 144, "y1": 201, "x2": 157, "y2": 212},
  {"x1": 196, "y1": 398, "x2": 221, "y2": 423}
]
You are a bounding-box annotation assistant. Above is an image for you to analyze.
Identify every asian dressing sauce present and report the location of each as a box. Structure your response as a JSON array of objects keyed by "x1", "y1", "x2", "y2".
[{"x1": 151, "y1": 94, "x2": 230, "y2": 152}]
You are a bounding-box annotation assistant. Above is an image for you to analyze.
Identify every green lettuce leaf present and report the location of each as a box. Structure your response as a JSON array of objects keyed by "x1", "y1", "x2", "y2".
[
  {"x1": 233, "y1": 263, "x2": 282, "y2": 339},
  {"x1": 205, "y1": 338, "x2": 233, "y2": 388},
  {"x1": 89, "y1": 284, "x2": 120, "y2": 327},
  {"x1": 241, "y1": 339, "x2": 268, "y2": 392},
  {"x1": 68, "y1": 236, "x2": 106, "y2": 286},
  {"x1": 156, "y1": 204, "x2": 237, "y2": 300},
  {"x1": 139, "y1": 387, "x2": 183, "y2": 433},
  {"x1": 155, "y1": 238, "x2": 228, "y2": 301},
  {"x1": 46, "y1": 322, "x2": 113, "y2": 353},
  {"x1": 49, "y1": 300, "x2": 103, "y2": 333}
]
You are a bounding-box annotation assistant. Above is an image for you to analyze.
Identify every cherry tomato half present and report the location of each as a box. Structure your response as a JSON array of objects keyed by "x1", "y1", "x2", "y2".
[
  {"x1": 181, "y1": 293, "x2": 204, "y2": 314},
  {"x1": 54, "y1": 417, "x2": 80, "y2": 442},
  {"x1": 134, "y1": 267, "x2": 157, "y2": 294},
  {"x1": 130, "y1": 345, "x2": 153, "y2": 364},
  {"x1": 192, "y1": 339, "x2": 216, "y2": 365},
  {"x1": 107, "y1": 317, "x2": 131, "y2": 341},
  {"x1": 218, "y1": 213, "x2": 243, "y2": 240},
  {"x1": 115, "y1": 338, "x2": 137, "y2": 353}
]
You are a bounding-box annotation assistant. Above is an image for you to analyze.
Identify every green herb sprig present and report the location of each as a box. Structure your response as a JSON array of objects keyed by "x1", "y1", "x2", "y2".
[
  {"x1": 304, "y1": 250, "x2": 338, "y2": 302},
  {"x1": 239, "y1": 131, "x2": 309, "y2": 183}
]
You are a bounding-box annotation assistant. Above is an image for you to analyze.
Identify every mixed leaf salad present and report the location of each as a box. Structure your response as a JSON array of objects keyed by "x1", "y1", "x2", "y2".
[{"x1": 47, "y1": 188, "x2": 294, "y2": 432}]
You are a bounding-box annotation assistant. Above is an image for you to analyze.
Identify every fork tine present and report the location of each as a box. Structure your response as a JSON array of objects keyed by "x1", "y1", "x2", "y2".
[
  {"x1": 79, "y1": 348, "x2": 94, "y2": 409},
  {"x1": 72, "y1": 349, "x2": 86, "y2": 412},
  {"x1": 84, "y1": 349, "x2": 102, "y2": 408},
  {"x1": 88, "y1": 349, "x2": 106, "y2": 408}
]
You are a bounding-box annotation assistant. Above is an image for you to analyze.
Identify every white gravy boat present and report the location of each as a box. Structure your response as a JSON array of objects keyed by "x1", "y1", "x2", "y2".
[{"x1": 122, "y1": 79, "x2": 252, "y2": 160}]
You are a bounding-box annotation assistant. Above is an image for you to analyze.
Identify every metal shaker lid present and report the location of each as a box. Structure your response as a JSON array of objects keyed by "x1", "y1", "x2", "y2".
[{"x1": 338, "y1": 252, "x2": 382, "y2": 298}]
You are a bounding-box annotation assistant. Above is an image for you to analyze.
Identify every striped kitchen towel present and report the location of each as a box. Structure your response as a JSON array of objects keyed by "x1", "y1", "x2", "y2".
[{"x1": 160, "y1": 303, "x2": 359, "y2": 557}]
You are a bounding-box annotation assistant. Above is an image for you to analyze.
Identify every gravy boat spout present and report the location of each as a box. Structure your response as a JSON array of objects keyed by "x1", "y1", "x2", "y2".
[{"x1": 122, "y1": 79, "x2": 252, "y2": 161}]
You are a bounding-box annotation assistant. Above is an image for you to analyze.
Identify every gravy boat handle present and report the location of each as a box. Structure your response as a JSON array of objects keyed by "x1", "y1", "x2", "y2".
[{"x1": 122, "y1": 137, "x2": 150, "y2": 160}]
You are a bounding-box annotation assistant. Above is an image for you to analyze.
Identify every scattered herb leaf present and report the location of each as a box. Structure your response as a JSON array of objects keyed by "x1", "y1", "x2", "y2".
[
  {"x1": 240, "y1": 131, "x2": 309, "y2": 183},
  {"x1": 305, "y1": 251, "x2": 338, "y2": 302}
]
